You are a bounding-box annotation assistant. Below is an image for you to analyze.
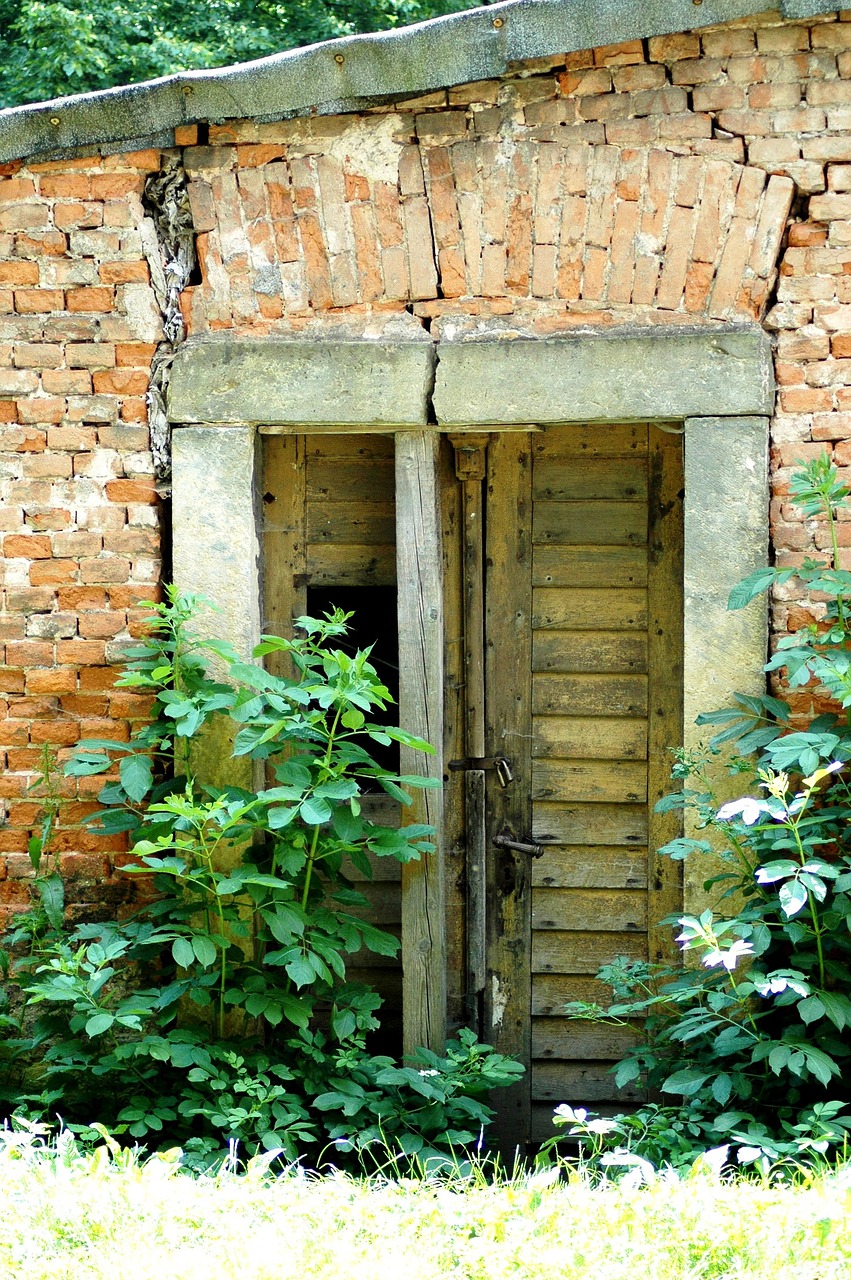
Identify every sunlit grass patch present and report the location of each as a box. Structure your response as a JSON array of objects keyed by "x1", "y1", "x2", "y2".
[{"x1": 1, "y1": 1131, "x2": 850, "y2": 1280}]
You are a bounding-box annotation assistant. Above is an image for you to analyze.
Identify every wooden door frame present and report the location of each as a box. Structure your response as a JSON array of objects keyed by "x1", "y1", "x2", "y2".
[{"x1": 168, "y1": 328, "x2": 772, "y2": 1067}]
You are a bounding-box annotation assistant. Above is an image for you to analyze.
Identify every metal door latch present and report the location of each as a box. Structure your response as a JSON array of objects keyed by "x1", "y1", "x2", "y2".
[
  {"x1": 448, "y1": 756, "x2": 513, "y2": 788},
  {"x1": 493, "y1": 833, "x2": 545, "y2": 859}
]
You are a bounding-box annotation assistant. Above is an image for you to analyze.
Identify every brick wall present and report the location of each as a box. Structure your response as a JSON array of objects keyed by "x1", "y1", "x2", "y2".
[
  {"x1": 0, "y1": 150, "x2": 164, "y2": 922},
  {"x1": 4, "y1": 8, "x2": 851, "y2": 911}
]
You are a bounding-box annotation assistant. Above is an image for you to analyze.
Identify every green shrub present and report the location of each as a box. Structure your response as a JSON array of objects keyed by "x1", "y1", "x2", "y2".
[
  {"x1": 551, "y1": 456, "x2": 851, "y2": 1174},
  {"x1": 1, "y1": 594, "x2": 522, "y2": 1169}
]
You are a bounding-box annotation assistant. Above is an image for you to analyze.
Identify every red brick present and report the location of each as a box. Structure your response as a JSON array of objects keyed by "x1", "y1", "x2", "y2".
[
  {"x1": 0, "y1": 262, "x2": 39, "y2": 285},
  {"x1": 41, "y1": 370, "x2": 92, "y2": 395},
  {"x1": 3, "y1": 533, "x2": 52, "y2": 558},
  {"x1": 53, "y1": 202, "x2": 103, "y2": 230},
  {"x1": 14, "y1": 289, "x2": 63, "y2": 313},
  {"x1": 38, "y1": 173, "x2": 91, "y2": 199},
  {"x1": 90, "y1": 174, "x2": 145, "y2": 199},
  {"x1": 5, "y1": 641, "x2": 54, "y2": 666},
  {"x1": 16, "y1": 398, "x2": 65, "y2": 424},
  {"x1": 56, "y1": 640, "x2": 106, "y2": 665},
  {"x1": 66, "y1": 288, "x2": 114, "y2": 313},
  {"x1": 92, "y1": 369, "x2": 149, "y2": 396},
  {"x1": 98, "y1": 261, "x2": 149, "y2": 285},
  {"x1": 114, "y1": 343, "x2": 156, "y2": 367},
  {"x1": 29, "y1": 559, "x2": 77, "y2": 585}
]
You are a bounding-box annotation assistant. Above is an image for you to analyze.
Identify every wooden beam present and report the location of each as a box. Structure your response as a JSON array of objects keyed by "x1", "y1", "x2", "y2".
[
  {"x1": 484, "y1": 431, "x2": 533, "y2": 1158},
  {"x1": 261, "y1": 434, "x2": 306, "y2": 678},
  {"x1": 647, "y1": 425, "x2": 685, "y2": 964},
  {"x1": 396, "y1": 432, "x2": 447, "y2": 1054}
]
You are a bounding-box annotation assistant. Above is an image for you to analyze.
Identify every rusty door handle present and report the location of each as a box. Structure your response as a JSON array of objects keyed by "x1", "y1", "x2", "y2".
[{"x1": 493, "y1": 833, "x2": 544, "y2": 859}]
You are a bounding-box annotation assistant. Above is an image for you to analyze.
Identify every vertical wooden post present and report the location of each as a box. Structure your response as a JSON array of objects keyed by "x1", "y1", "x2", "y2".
[
  {"x1": 396, "y1": 432, "x2": 447, "y2": 1054},
  {"x1": 485, "y1": 432, "x2": 533, "y2": 1158},
  {"x1": 647, "y1": 426, "x2": 685, "y2": 964},
  {"x1": 261, "y1": 434, "x2": 307, "y2": 677},
  {"x1": 450, "y1": 434, "x2": 490, "y2": 1026}
]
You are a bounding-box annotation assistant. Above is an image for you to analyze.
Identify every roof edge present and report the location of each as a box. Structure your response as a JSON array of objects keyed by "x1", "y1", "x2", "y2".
[{"x1": 0, "y1": 0, "x2": 838, "y2": 165}]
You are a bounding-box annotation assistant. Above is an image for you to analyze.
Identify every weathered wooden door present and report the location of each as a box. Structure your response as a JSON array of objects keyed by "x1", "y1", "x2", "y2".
[{"x1": 450, "y1": 424, "x2": 684, "y2": 1152}]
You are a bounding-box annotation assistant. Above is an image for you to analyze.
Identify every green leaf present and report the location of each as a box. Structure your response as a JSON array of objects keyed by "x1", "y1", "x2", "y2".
[
  {"x1": 172, "y1": 937, "x2": 195, "y2": 968},
  {"x1": 36, "y1": 872, "x2": 64, "y2": 931},
  {"x1": 661, "y1": 1068, "x2": 710, "y2": 1096},
  {"x1": 27, "y1": 835, "x2": 42, "y2": 873},
  {"x1": 711, "y1": 1073, "x2": 733, "y2": 1106},
  {"x1": 192, "y1": 935, "x2": 217, "y2": 968},
  {"x1": 332, "y1": 807, "x2": 363, "y2": 842},
  {"x1": 119, "y1": 753, "x2": 153, "y2": 803},
  {"x1": 85, "y1": 1013, "x2": 114, "y2": 1036},
  {"x1": 299, "y1": 796, "x2": 332, "y2": 825}
]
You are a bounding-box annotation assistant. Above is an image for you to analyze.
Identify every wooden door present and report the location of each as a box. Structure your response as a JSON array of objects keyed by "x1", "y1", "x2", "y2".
[{"x1": 452, "y1": 424, "x2": 684, "y2": 1152}]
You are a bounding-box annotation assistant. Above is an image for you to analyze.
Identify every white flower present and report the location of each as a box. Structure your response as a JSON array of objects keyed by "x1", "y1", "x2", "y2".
[
  {"x1": 553, "y1": 1104, "x2": 586, "y2": 1124},
  {"x1": 802, "y1": 760, "x2": 845, "y2": 789},
  {"x1": 716, "y1": 797, "x2": 766, "y2": 825},
  {"x1": 701, "y1": 939, "x2": 754, "y2": 971}
]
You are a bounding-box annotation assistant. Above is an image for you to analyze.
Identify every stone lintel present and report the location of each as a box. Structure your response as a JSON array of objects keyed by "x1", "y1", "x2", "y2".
[
  {"x1": 433, "y1": 328, "x2": 774, "y2": 425},
  {"x1": 168, "y1": 338, "x2": 435, "y2": 427}
]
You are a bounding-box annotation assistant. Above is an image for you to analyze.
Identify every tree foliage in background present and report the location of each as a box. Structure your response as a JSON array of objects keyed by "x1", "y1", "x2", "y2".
[{"x1": 0, "y1": 0, "x2": 474, "y2": 109}]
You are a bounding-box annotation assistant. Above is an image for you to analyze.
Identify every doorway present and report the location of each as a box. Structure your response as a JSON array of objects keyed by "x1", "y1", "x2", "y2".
[{"x1": 262, "y1": 423, "x2": 684, "y2": 1146}]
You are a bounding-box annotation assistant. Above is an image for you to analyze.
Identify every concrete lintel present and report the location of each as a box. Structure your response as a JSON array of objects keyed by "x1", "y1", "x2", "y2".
[
  {"x1": 168, "y1": 337, "x2": 435, "y2": 427},
  {"x1": 172, "y1": 423, "x2": 261, "y2": 792},
  {"x1": 433, "y1": 328, "x2": 774, "y2": 425},
  {"x1": 682, "y1": 413, "x2": 769, "y2": 917}
]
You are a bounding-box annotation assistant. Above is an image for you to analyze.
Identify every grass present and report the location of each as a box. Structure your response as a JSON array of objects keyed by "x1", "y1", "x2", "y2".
[{"x1": 1, "y1": 1130, "x2": 850, "y2": 1279}]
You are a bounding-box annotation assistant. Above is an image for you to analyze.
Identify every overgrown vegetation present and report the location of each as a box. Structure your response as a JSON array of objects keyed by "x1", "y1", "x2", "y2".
[
  {"x1": 0, "y1": 597, "x2": 521, "y2": 1168},
  {"x1": 557, "y1": 455, "x2": 851, "y2": 1174},
  {"x1": 0, "y1": 0, "x2": 474, "y2": 108},
  {"x1": 1, "y1": 1122, "x2": 850, "y2": 1280}
]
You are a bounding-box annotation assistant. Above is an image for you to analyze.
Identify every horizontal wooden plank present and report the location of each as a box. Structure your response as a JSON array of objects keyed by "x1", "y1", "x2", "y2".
[
  {"x1": 532, "y1": 1018, "x2": 639, "y2": 1061},
  {"x1": 533, "y1": 801, "x2": 648, "y2": 846},
  {"x1": 347, "y1": 926, "x2": 402, "y2": 969},
  {"x1": 533, "y1": 502, "x2": 647, "y2": 547},
  {"x1": 343, "y1": 882, "x2": 401, "y2": 925},
  {"x1": 532, "y1": 424, "x2": 649, "y2": 459},
  {"x1": 342, "y1": 854, "x2": 403, "y2": 884},
  {"x1": 533, "y1": 846, "x2": 647, "y2": 890},
  {"x1": 532, "y1": 674, "x2": 647, "y2": 718},
  {"x1": 532, "y1": 760, "x2": 646, "y2": 803},
  {"x1": 308, "y1": 460, "x2": 395, "y2": 504},
  {"x1": 305, "y1": 543, "x2": 396, "y2": 587},
  {"x1": 307, "y1": 502, "x2": 395, "y2": 545},
  {"x1": 531, "y1": 1102, "x2": 632, "y2": 1143},
  {"x1": 533, "y1": 546, "x2": 648, "y2": 590},
  {"x1": 533, "y1": 458, "x2": 647, "y2": 503},
  {"x1": 533, "y1": 630, "x2": 647, "y2": 675},
  {"x1": 532, "y1": 928, "x2": 647, "y2": 975},
  {"x1": 533, "y1": 972, "x2": 638, "y2": 1015},
  {"x1": 532, "y1": 717, "x2": 647, "y2": 761},
  {"x1": 533, "y1": 887, "x2": 647, "y2": 933},
  {"x1": 532, "y1": 589, "x2": 647, "y2": 631},
  {"x1": 532, "y1": 1060, "x2": 641, "y2": 1103},
  {"x1": 306, "y1": 435, "x2": 395, "y2": 461}
]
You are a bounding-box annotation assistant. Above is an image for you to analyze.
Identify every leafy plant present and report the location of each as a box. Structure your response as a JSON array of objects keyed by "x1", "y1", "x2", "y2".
[
  {"x1": 552, "y1": 455, "x2": 851, "y2": 1172},
  {"x1": 3, "y1": 592, "x2": 522, "y2": 1168}
]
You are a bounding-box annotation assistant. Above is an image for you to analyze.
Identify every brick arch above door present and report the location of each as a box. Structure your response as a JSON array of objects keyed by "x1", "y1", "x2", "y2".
[{"x1": 182, "y1": 134, "x2": 795, "y2": 333}]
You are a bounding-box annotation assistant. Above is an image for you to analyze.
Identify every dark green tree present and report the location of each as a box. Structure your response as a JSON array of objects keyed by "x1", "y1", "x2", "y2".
[{"x1": 0, "y1": 0, "x2": 474, "y2": 109}]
